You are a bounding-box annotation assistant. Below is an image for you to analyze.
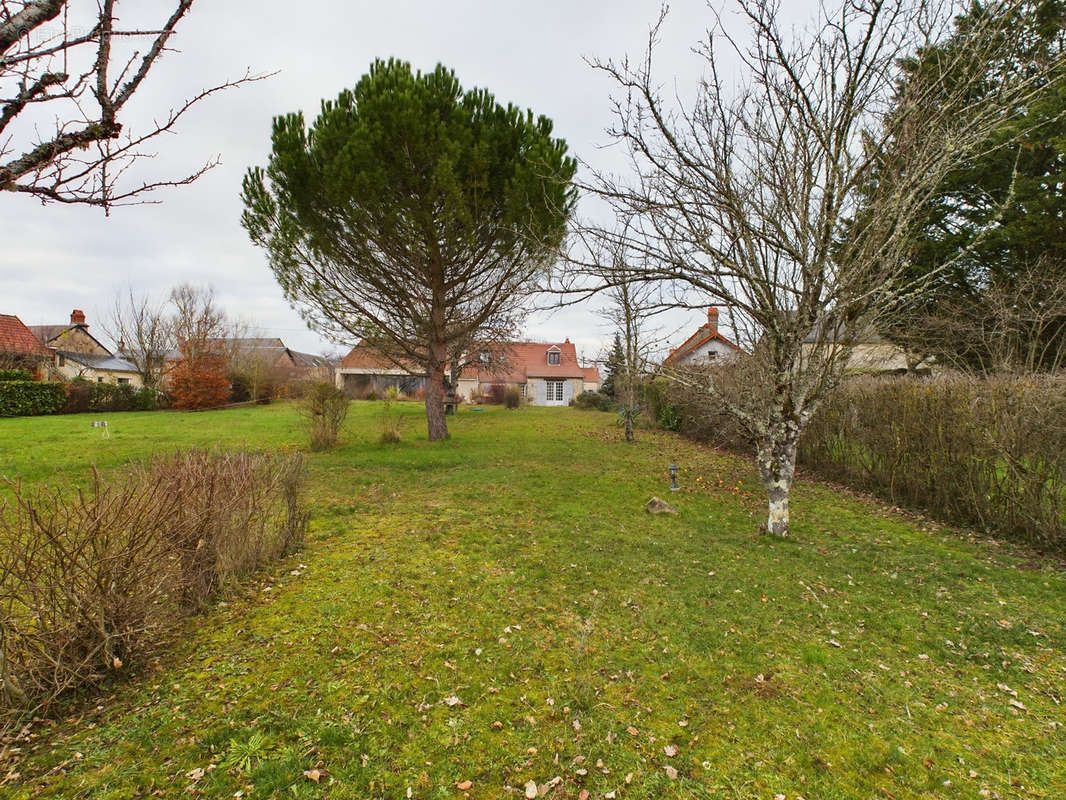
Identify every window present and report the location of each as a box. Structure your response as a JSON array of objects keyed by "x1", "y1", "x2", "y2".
[
  {"x1": 96, "y1": 377, "x2": 104, "y2": 383},
  {"x1": 546, "y1": 380, "x2": 564, "y2": 402},
  {"x1": 57, "y1": 354, "x2": 65, "y2": 367},
  {"x1": 547, "y1": 349, "x2": 561, "y2": 365},
  {"x1": 705, "y1": 351, "x2": 718, "y2": 361},
  {"x1": 117, "y1": 377, "x2": 130, "y2": 385},
  {"x1": 480, "y1": 350, "x2": 491, "y2": 365}
]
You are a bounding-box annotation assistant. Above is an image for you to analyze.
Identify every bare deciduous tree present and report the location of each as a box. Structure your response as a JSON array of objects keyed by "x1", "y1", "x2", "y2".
[
  {"x1": 585, "y1": 0, "x2": 1063, "y2": 535},
  {"x1": 891, "y1": 259, "x2": 1066, "y2": 374},
  {"x1": 168, "y1": 283, "x2": 229, "y2": 362},
  {"x1": 104, "y1": 288, "x2": 173, "y2": 389},
  {"x1": 1, "y1": 1, "x2": 264, "y2": 210}
]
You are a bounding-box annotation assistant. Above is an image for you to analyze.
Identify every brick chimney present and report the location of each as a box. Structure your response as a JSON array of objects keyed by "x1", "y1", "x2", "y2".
[
  {"x1": 70, "y1": 309, "x2": 86, "y2": 326},
  {"x1": 706, "y1": 306, "x2": 719, "y2": 333}
]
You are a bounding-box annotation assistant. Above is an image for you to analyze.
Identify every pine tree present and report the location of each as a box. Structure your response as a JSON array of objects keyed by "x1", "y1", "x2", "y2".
[{"x1": 242, "y1": 60, "x2": 576, "y2": 440}]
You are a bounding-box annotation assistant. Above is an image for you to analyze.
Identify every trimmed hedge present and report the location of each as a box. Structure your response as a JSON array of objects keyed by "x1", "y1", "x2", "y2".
[
  {"x1": 61, "y1": 381, "x2": 163, "y2": 414},
  {"x1": 0, "y1": 369, "x2": 32, "y2": 382},
  {"x1": 571, "y1": 390, "x2": 614, "y2": 411},
  {"x1": 0, "y1": 381, "x2": 67, "y2": 417}
]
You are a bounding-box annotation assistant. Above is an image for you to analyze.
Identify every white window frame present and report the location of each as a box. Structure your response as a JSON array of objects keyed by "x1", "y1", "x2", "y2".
[
  {"x1": 547, "y1": 348, "x2": 561, "y2": 366},
  {"x1": 546, "y1": 379, "x2": 564, "y2": 403}
]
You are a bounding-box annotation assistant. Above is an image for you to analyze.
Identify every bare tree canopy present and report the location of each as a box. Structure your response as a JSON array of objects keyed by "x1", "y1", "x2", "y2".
[
  {"x1": 0, "y1": 1, "x2": 263, "y2": 210},
  {"x1": 583, "y1": 0, "x2": 1065, "y2": 535}
]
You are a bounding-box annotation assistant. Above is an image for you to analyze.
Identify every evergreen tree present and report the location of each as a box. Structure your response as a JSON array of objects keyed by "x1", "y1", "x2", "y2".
[
  {"x1": 242, "y1": 60, "x2": 577, "y2": 439},
  {"x1": 600, "y1": 333, "x2": 625, "y2": 398},
  {"x1": 880, "y1": 0, "x2": 1066, "y2": 370}
]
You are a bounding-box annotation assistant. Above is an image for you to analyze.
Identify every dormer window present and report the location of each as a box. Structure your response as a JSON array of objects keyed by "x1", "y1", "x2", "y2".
[
  {"x1": 547, "y1": 347, "x2": 561, "y2": 366},
  {"x1": 480, "y1": 350, "x2": 491, "y2": 365}
]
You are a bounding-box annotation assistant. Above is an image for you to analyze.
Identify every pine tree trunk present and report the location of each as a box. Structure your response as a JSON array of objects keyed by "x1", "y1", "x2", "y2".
[
  {"x1": 757, "y1": 423, "x2": 799, "y2": 537},
  {"x1": 424, "y1": 360, "x2": 449, "y2": 441}
]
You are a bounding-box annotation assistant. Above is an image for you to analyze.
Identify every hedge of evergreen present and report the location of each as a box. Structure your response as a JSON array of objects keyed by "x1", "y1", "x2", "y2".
[{"x1": 0, "y1": 381, "x2": 68, "y2": 417}]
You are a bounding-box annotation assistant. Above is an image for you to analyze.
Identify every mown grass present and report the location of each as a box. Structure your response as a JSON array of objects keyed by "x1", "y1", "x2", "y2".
[{"x1": 0, "y1": 402, "x2": 1063, "y2": 799}]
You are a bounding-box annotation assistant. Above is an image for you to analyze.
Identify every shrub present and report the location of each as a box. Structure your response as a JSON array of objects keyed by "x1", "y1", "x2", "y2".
[
  {"x1": 142, "y1": 451, "x2": 308, "y2": 610},
  {"x1": 380, "y1": 386, "x2": 401, "y2": 443},
  {"x1": 89, "y1": 382, "x2": 136, "y2": 412},
  {"x1": 572, "y1": 390, "x2": 614, "y2": 411},
  {"x1": 299, "y1": 382, "x2": 350, "y2": 451},
  {"x1": 131, "y1": 386, "x2": 163, "y2": 411},
  {"x1": 483, "y1": 384, "x2": 506, "y2": 405},
  {"x1": 504, "y1": 386, "x2": 521, "y2": 409},
  {"x1": 0, "y1": 450, "x2": 307, "y2": 725},
  {"x1": 0, "y1": 381, "x2": 67, "y2": 417},
  {"x1": 228, "y1": 372, "x2": 252, "y2": 403},
  {"x1": 799, "y1": 374, "x2": 1066, "y2": 550},
  {"x1": 169, "y1": 355, "x2": 230, "y2": 410},
  {"x1": 60, "y1": 380, "x2": 92, "y2": 414},
  {"x1": 642, "y1": 379, "x2": 682, "y2": 431},
  {"x1": 0, "y1": 369, "x2": 32, "y2": 382}
]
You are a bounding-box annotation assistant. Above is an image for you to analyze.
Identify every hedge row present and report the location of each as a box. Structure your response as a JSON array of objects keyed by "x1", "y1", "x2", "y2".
[
  {"x1": 63, "y1": 381, "x2": 163, "y2": 414},
  {"x1": 798, "y1": 374, "x2": 1066, "y2": 551},
  {"x1": 0, "y1": 381, "x2": 67, "y2": 417},
  {"x1": 0, "y1": 450, "x2": 308, "y2": 728},
  {"x1": 665, "y1": 372, "x2": 1066, "y2": 551}
]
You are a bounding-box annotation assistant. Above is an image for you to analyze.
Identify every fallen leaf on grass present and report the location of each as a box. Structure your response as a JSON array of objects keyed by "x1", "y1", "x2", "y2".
[
  {"x1": 664, "y1": 765, "x2": 678, "y2": 780},
  {"x1": 456, "y1": 779, "x2": 473, "y2": 790},
  {"x1": 664, "y1": 745, "x2": 678, "y2": 757},
  {"x1": 525, "y1": 779, "x2": 538, "y2": 798},
  {"x1": 303, "y1": 769, "x2": 322, "y2": 783}
]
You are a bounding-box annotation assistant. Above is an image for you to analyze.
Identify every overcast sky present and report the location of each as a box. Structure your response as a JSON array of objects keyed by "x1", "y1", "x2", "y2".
[{"x1": 2, "y1": 0, "x2": 813, "y2": 363}]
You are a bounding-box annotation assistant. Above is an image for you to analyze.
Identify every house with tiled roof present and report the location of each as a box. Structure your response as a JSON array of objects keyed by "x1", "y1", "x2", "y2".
[
  {"x1": 0, "y1": 313, "x2": 51, "y2": 376},
  {"x1": 30, "y1": 310, "x2": 141, "y2": 385},
  {"x1": 663, "y1": 308, "x2": 740, "y2": 367},
  {"x1": 457, "y1": 340, "x2": 595, "y2": 406},
  {"x1": 336, "y1": 339, "x2": 600, "y2": 405},
  {"x1": 336, "y1": 343, "x2": 427, "y2": 398}
]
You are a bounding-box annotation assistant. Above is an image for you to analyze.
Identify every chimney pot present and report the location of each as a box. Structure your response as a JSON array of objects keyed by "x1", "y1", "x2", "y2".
[
  {"x1": 70, "y1": 309, "x2": 86, "y2": 326},
  {"x1": 706, "y1": 307, "x2": 719, "y2": 332}
]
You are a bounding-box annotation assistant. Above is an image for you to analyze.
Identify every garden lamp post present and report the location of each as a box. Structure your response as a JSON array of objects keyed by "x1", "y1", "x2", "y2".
[{"x1": 668, "y1": 463, "x2": 679, "y2": 492}]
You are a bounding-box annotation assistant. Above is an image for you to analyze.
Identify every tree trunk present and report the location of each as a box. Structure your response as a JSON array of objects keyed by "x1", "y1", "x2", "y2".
[
  {"x1": 424, "y1": 359, "x2": 449, "y2": 442},
  {"x1": 624, "y1": 408, "x2": 634, "y2": 442},
  {"x1": 756, "y1": 423, "x2": 799, "y2": 537}
]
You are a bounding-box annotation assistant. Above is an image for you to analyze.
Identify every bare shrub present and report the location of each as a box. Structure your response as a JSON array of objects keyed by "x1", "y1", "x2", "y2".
[
  {"x1": 380, "y1": 386, "x2": 402, "y2": 443},
  {"x1": 141, "y1": 451, "x2": 309, "y2": 611},
  {"x1": 0, "y1": 472, "x2": 177, "y2": 713},
  {"x1": 299, "y1": 382, "x2": 350, "y2": 451},
  {"x1": 0, "y1": 451, "x2": 308, "y2": 727},
  {"x1": 799, "y1": 374, "x2": 1066, "y2": 550},
  {"x1": 504, "y1": 386, "x2": 521, "y2": 409}
]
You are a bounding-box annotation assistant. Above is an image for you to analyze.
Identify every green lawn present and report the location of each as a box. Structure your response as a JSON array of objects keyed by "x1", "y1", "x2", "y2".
[{"x1": 1, "y1": 402, "x2": 1063, "y2": 799}]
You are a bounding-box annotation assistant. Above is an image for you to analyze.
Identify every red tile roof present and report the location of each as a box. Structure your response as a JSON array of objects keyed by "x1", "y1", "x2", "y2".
[
  {"x1": 663, "y1": 312, "x2": 739, "y2": 367},
  {"x1": 340, "y1": 339, "x2": 595, "y2": 384},
  {"x1": 462, "y1": 341, "x2": 586, "y2": 382},
  {"x1": 339, "y1": 343, "x2": 423, "y2": 373},
  {"x1": 582, "y1": 366, "x2": 601, "y2": 384},
  {"x1": 0, "y1": 314, "x2": 49, "y2": 357}
]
